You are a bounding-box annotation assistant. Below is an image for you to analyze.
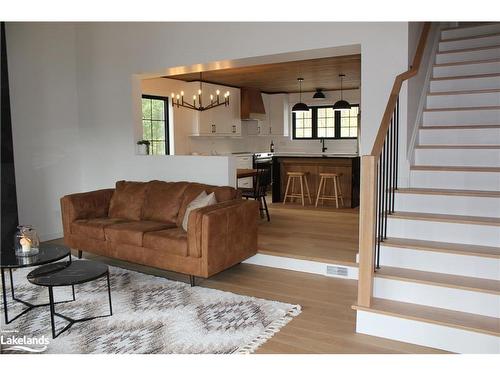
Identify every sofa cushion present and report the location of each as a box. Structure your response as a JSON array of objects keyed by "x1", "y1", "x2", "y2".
[
  {"x1": 71, "y1": 217, "x2": 127, "y2": 240},
  {"x1": 109, "y1": 181, "x2": 148, "y2": 221},
  {"x1": 104, "y1": 221, "x2": 173, "y2": 247},
  {"x1": 181, "y1": 191, "x2": 217, "y2": 231},
  {"x1": 177, "y1": 183, "x2": 239, "y2": 227},
  {"x1": 142, "y1": 181, "x2": 189, "y2": 224},
  {"x1": 143, "y1": 228, "x2": 189, "y2": 257}
]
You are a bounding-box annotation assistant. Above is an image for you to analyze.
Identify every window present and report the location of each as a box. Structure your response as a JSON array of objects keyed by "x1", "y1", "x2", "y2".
[
  {"x1": 292, "y1": 105, "x2": 359, "y2": 140},
  {"x1": 141, "y1": 95, "x2": 169, "y2": 155}
]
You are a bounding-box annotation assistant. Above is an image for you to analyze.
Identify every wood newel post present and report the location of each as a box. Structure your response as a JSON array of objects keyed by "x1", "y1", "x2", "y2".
[{"x1": 357, "y1": 155, "x2": 377, "y2": 307}]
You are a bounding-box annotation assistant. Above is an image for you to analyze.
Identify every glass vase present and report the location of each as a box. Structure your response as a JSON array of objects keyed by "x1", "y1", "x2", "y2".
[{"x1": 14, "y1": 225, "x2": 40, "y2": 257}]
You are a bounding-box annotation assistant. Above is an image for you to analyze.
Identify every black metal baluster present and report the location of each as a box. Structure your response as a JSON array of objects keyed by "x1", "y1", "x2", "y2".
[
  {"x1": 376, "y1": 153, "x2": 383, "y2": 270},
  {"x1": 395, "y1": 97, "x2": 399, "y2": 190},
  {"x1": 388, "y1": 117, "x2": 393, "y2": 215}
]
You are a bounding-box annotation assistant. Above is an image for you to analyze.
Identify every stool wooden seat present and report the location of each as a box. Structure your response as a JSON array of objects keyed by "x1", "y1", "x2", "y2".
[
  {"x1": 315, "y1": 173, "x2": 344, "y2": 208},
  {"x1": 283, "y1": 172, "x2": 312, "y2": 206}
]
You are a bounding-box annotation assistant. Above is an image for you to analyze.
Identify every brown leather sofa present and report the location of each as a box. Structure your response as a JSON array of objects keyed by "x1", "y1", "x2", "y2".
[{"x1": 61, "y1": 180, "x2": 259, "y2": 285}]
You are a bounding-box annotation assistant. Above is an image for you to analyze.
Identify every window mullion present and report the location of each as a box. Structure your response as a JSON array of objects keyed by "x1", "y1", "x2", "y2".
[{"x1": 312, "y1": 108, "x2": 318, "y2": 139}]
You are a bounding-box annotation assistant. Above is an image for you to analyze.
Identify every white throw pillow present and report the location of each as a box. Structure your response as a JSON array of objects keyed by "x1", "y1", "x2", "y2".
[{"x1": 182, "y1": 191, "x2": 217, "y2": 231}]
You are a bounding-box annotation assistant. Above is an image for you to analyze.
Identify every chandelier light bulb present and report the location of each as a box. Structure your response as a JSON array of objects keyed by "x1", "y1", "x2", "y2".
[
  {"x1": 198, "y1": 89, "x2": 202, "y2": 95},
  {"x1": 171, "y1": 92, "x2": 175, "y2": 98},
  {"x1": 216, "y1": 90, "x2": 220, "y2": 95},
  {"x1": 180, "y1": 91, "x2": 184, "y2": 96},
  {"x1": 176, "y1": 94, "x2": 180, "y2": 99},
  {"x1": 193, "y1": 95, "x2": 196, "y2": 100}
]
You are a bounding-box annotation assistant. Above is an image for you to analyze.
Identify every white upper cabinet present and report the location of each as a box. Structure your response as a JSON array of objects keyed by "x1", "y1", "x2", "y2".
[
  {"x1": 269, "y1": 93, "x2": 288, "y2": 136},
  {"x1": 195, "y1": 83, "x2": 241, "y2": 136}
]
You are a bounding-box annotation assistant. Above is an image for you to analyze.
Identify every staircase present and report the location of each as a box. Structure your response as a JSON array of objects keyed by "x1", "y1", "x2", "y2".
[{"x1": 355, "y1": 23, "x2": 500, "y2": 353}]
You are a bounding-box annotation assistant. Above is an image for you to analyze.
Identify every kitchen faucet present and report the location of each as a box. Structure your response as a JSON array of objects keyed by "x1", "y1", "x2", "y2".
[{"x1": 320, "y1": 138, "x2": 327, "y2": 153}]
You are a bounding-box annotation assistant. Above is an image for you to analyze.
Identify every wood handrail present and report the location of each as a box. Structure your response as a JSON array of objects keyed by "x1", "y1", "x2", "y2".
[{"x1": 370, "y1": 22, "x2": 431, "y2": 157}]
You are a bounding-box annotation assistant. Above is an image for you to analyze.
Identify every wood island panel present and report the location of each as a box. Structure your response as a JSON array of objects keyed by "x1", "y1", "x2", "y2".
[{"x1": 273, "y1": 157, "x2": 360, "y2": 208}]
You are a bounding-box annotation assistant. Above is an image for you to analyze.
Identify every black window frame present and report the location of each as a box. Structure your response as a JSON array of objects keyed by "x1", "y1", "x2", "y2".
[
  {"x1": 141, "y1": 94, "x2": 170, "y2": 155},
  {"x1": 292, "y1": 104, "x2": 359, "y2": 140}
]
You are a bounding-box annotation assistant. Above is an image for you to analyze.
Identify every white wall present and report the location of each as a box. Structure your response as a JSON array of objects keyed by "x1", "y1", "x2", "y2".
[
  {"x1": 7, "y1": 23, "x2": 82, "y2": 240},
  {"x1": 7, "y1": 22, "x2": 411, "y2": 239}
]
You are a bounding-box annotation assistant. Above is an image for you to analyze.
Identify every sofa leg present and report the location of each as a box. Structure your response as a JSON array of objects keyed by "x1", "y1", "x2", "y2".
[
  {"x1": 189, "y1": 275, "x2": 195, "y2": 287},
  {"x1": 77, "y1": 250, "x2": 82, "y2": 259}
]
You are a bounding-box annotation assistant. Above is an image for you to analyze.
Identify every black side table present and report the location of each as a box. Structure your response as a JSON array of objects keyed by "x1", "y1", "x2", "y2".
[
  {"x1": 1, "y1": 244, "x2": 73, "y2": 324},
  {"x1": 27, "y1": 260, "x2": 113, "y2": 338}
]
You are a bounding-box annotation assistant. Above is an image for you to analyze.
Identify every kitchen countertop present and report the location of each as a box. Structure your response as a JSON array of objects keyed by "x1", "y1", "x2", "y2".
[{"x1": 273, "y1": 152, "x2": 359, "y2": 158}]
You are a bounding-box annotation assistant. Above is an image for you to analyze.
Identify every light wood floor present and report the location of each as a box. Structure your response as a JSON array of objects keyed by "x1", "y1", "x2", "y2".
[
  {"x1": 51, "y1": 240, "x2": 444, "y2": 354},
  {"x1": 258, "y1": 202, "x2": 359, "y2": 265}
]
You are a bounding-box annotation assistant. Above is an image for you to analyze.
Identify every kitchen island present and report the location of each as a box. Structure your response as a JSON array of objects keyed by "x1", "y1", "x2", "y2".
[{"x1": 271, "y1": 154, "x2": 360, "y2": 208}]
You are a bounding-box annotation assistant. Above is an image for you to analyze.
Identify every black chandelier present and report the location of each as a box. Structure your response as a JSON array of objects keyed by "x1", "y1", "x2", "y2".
[
  {"x1": 171, "y1": 73, "x2": 230, "y2": 111},
  {"x1": 333, "y1": 73, "x2": 351, "y2": 110}
]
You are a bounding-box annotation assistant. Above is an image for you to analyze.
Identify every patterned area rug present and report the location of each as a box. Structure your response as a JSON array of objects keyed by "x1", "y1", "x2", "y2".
[{"x1": 0, "y1": 262, "x2": 301, "y2": 354}]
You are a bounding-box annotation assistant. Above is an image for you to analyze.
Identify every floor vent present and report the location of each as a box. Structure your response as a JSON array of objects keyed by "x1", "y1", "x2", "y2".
[{"x1": 326, "y1": 265, "x2": 349, "y2": 277}]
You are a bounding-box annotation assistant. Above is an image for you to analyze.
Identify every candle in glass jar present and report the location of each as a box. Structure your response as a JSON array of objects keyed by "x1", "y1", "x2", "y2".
[{"x1": 20, "y1": 237, "x2": 31, "y2": 252}]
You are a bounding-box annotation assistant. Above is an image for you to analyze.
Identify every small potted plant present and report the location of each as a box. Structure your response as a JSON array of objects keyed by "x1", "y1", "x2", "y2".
[{"x1": 137, "y1": 140, "x2": 150, "y2": 155}]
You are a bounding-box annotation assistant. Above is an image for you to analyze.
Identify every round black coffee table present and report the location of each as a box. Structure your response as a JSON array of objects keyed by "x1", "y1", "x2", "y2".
[
  {"x1": 1, "y1": 243, "x2": 72, "y2": 324},
  {"x1": 27, "y1": 260, "x2": 113, "y2": 338}
]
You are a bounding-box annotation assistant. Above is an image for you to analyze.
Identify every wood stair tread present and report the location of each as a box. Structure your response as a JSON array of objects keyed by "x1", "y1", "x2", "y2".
[
  {"x1": 431, "y1": 72, "x2": 500, "y2": 81},
  {"x1": 354, "y1": 298, "x2": 500, "y2": 336},
  {"x1": 410, "y1": 165, "x2": 500, "y2": 172},
  {"x1": 434, "y1": 58, "x2": 500, "y2": 67},
  {"x1": 441, "y1": 22, "x2": 499, "y2": 32},
  {"x1": 428, "y1": 88, "x2": 500, "y2": 96},
  {"x1": 389, "y1": 211, "x2": 500, "y2": 226},
  {"x1": 424, "y1": 105, "x2": 500, "y2": 112},
  {"x1": 395, "y1": 187, "x2": 500, "y2": 198},
  {"x1": 375, "y1": 266, "x2": 500, "y2": 295},
  {"x1": 415, "y1": 145, "x2": 500, "y2": 149},
  {"x1": 436, "y1": 44, "x2": 500, "y2": 55},
  {"x1": 382, "y1": 237, "x2": 500, "y2": 259}
]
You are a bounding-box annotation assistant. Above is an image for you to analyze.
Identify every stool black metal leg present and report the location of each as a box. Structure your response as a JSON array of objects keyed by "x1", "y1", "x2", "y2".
[
  {"x1": 71, "y1": 285, "x2": 75, "y2": 301},
  {"x1": 48, "y1": 287, "x2": 57, "y2": 339},
  {"x1": 9, "y1": 268, "x2": 15, "y2": 299},
  {"x1": 2, "y1": 268, "x2": 9, "y2": 324},
  {"x1": 106, "y1": 272, "x2": 113, "y2": 316}
]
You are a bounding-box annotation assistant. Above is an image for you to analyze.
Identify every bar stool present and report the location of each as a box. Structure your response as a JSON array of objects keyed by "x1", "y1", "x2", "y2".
[
  {"x1": 315, "y1": 173, "x2": 344, "y2": 208},
  {"x1": 283, "y1": 172, "x2": 312, "y2": 206}
]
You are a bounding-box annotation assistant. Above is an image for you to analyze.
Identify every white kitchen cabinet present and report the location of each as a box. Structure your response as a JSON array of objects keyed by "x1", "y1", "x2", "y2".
[
  {"x1": 269, "y1": 93, "x2": 288, "y2": 136},
  {"x1": 236, "y1": 155, "x2": 253, "y2": 189}
]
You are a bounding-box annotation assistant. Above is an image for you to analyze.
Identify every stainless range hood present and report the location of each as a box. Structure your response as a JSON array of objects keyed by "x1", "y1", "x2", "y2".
[{"x1": 240, "y1": 87, "x2": 266, "y2": 121}]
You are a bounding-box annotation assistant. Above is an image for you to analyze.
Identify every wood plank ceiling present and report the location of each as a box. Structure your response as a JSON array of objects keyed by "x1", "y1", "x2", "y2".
[{"x1": 163, "y1": 54, "x2": 361, "y2": 94}]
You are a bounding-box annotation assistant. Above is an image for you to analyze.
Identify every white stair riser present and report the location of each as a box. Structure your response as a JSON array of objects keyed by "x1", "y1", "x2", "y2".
[
  {"x1": 356, "y1": 310, "x2": 500, "y2": 353},
  {"x1": 439, "y1": 34, "x2": 500, "y2": 52},
  {"x1": 380, "y1": 246, "x2": 500, "y2": 280},
  {"x1": 395, "y1": 193, "x2": 500, "y2": 217},
  {"x1": 423, "y1": 109, "x2": 500, "y2": 126},
  {"x1": 427, "y1": 92, "x2": 500, "y2": 108},
  {"x1": 386, "y1": 217, "x2": 500, "y2": 247},
  {"x1": 419, "y1": 128, "x2": 500, "y2": 144},
  {"x1": 436, "y1": 47, "x2": 500, "y2": 64},
  {"x1": 414, "y1": 148, "x2": 500, "y2": 167},
  {"x1": 431, "y1": 76, "x2": 500, "y2": 92},
  {"x1": 410, "y1": 170, "x2": 500, "y2": 190},
  {"x1": 433, "y1": 61, "x2": 500, "y2": 78},
  {"x1": 374, "y1": 277, "x2": 500, "y2": 318},
  {"x1": 442, "y1": 24, "x2": 500, "y2": 40}
]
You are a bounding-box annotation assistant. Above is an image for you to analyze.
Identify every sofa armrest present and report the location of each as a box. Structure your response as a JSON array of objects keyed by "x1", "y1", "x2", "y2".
[
  {"x1": 60, "y1": 189, "x2": 115, "y2": 236},
  {"x1": 187, "y1": 199, "x2": 259, "y2": 276}
]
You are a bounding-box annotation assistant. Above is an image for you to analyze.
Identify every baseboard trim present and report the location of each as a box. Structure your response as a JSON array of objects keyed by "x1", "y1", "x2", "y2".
[{"x1": 244, "y1": 253, "x2": 359, "y2": 280}]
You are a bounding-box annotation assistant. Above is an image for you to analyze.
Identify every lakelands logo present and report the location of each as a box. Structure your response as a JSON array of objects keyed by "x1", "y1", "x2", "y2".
[{"x1": 1, "y1": 330, "x2": 50, "y2": 353}]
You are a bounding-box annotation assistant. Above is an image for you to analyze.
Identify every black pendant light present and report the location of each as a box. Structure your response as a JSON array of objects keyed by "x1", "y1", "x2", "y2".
[
  {"x1": 333, "y1": 74, "x2": 351, "y2": 109},
  {"x1": 292, "y1": 78, "x2": 309, "y2": 112},
  {"x1": 313, "y1": 88, "x2": 326, "y2": 100}
]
